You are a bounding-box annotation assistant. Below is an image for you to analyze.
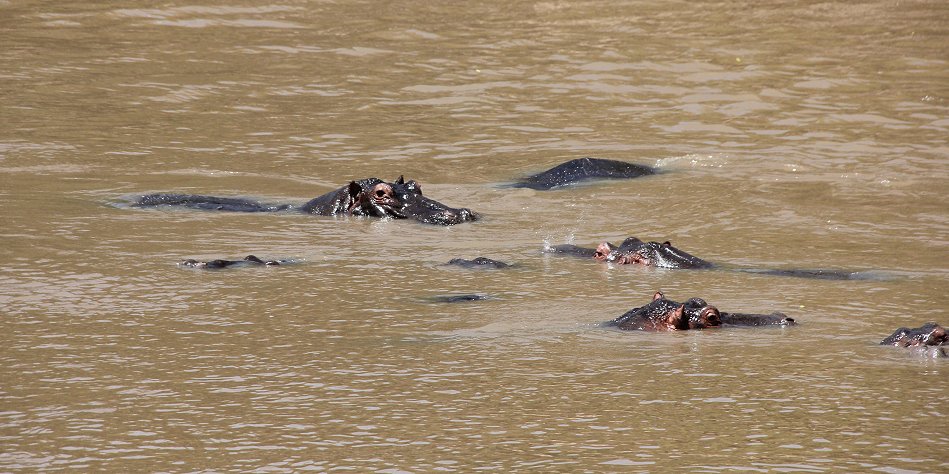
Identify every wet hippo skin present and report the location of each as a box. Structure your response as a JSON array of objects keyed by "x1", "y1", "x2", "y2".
[
  {"x1": 446, "y1": 257, "x2": 511, "y2": 269},
  {"x1": 880, "y1": 323, "x2": 947, "y2": 347},
  {"x1": 431, "y1": 294, "x2": 490, "y2": 303},
  {"x1": 510, "y1": 157, "x2": 656, "y2": 190},
  {"x1": 178, "y1": 255, "x2": 288, "y2": 269}
]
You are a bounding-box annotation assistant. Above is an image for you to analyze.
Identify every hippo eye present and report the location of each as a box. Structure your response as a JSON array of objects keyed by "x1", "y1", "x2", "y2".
[
  {"x1": 702, "y1": 307, "x2": 721, "y2": 326},
  {"x1": 375, "y1": 189, "x2": 386, "y2": 197}
]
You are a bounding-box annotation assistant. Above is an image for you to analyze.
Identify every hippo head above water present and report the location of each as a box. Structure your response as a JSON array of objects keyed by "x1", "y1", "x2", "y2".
[
  {"x1": 880, "y1": 323, "x2": 948, "y2": 347},
  {"x1": 593, "y1": 237, "x2": 713, "y2": 269},
  {"x1": 304, "y1": 176, "x2": 479, "y2": 225},
  {"x1": 608, "y1": 291, "x2": 795, "y2": 331},
  {"x1": 610, "y1": 291, "x2": 722, "y2": 331}
]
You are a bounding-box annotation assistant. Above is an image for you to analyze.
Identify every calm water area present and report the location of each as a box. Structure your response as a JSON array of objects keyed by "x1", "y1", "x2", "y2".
[{"x1": 2, "y1": 0, "x2": 948, "y2": 472}]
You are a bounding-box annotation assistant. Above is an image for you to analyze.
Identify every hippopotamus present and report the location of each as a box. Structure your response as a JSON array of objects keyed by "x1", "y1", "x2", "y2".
[
  {"x1": 510, "y1": 157, "x2": 656, "y2": 190},
  {"x1": 546, "y1": 236, "x2": 873, "y2": 280},
  {"x1": 546, "y1": 237, "x2": 712, "y2": 269},
  {"x1": 431, "y1": 294, "x2": 491, "y2": 303},
  {"x1": 606, "y1": 291, "x2": 795, "y2": 331},
  {"x1": 608, "y1": 291, "x2": 722, "y2": 331},
  {"x1": 134, "y1": 176, "x2": 478, "y2": 226},
  {"x1": 446, "y1": 257, "x2": 511, "y2": 269},
  {"x1": 880, "y1": 323, "x2": 947, "y2": 347},
  {"x1": 178, "y1": 254, "x2": 289, "y2": 269}
]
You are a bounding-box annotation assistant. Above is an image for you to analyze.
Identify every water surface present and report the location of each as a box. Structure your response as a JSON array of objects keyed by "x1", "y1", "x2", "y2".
[{"x1": 2, "y1": 0, "x2": 948, "y2": 471}]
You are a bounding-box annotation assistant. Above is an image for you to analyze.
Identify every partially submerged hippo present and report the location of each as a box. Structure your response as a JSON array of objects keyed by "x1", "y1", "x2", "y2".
[
  {"x1": 880, "y1": 323, "x2": 947, "y2": 347},
  {"x1": 606, "y1": 291, "x2": 795, "y2": 331},
  {"x1": 178, "y1": 254, "x2": 289, "y2": 269},
  {"x1": 135, "y1": 176, "x2": 478, "y2": 226},
  {"x1": 446, "y1": 257, "x2": 511, "y2": 269},
  {"x1": 511, "y1": 157, "x2": 656, "y2": 190},
  {"x1": 546, "y1": 236, "x2": 873, "y2": 280},
  {"x1": 431, "y1": 294, "x2": 491, "y2": 303}
]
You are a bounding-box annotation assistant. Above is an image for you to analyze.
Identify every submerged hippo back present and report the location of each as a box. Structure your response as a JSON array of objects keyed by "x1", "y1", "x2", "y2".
[
  {"x1": 135, "y1": 193, "x2": 292, "y2": 212},
  {"x1": 513, "y1": 157, "x2": 655, "y2": 190},
  {"x1": 447, "y1": 257, "x2": 510, "y2": 269},
  {"x1": 719, "y1": 312, "x2": 796, "y2": 327}
]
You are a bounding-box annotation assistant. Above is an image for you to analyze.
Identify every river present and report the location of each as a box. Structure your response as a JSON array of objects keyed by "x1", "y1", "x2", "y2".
[{"x1": 2, "y1": 0, "x2": 947, "y2": 471}]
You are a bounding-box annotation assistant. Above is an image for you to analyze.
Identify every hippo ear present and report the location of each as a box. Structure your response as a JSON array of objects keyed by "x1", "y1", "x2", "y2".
[
  {"x1": 652, "y1": 291, "x2": 664, "y2": 301},
  {"x1": 666, "y1": 304, "x2": 686, "y2": 329},
  {"x1": 662, "y1": 241, "x2": 672, "y2": 247},
  {"x1": 394, "y1": 175, "x2": 405, "y2": 185},
  {"x1": 348, "y1": 181, "x2": 363, "y2": 198}
]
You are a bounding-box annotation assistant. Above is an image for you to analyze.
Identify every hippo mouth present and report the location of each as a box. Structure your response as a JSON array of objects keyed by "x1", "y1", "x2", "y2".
[
  {"x1": 415, "y1": 207, "x2": 478, "y2": 226},
  {"x1": 402, "y1": 194, "x2": 478, "y2": 225}
]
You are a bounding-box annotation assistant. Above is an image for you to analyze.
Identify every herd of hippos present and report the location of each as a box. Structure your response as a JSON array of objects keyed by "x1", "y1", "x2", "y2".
[{"x1": 131, "y1": 157, "x2": 947, "y2": 354}]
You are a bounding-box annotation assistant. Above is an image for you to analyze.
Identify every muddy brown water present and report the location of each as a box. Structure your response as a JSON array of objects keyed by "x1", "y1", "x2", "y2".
[{"x1": 2, "y1": 1, "x2": 948, "y2": 472}]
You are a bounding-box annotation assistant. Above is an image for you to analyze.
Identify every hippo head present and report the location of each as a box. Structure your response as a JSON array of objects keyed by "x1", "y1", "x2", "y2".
[
  {"x1": 605, "y1": 238, "x2": 652, "y2": 265},
  {"x1": 350, "y1": 176, "x2": 478, "y2": 225},
  {"x1": 881, "y1": 323, "x2": 948, "y2": 347},
  {"x1": 681, "y1": 297, "x2": 722, "y2": 329},
  {"x1": 927, "y1": 324, "x2": 949, "y2": 346},
  {"x1": 648, "y1": 291, "x2": 720, "y2": 330},
  {"x1": 605, "y1": 238, "x2": 711, "y2": 269}
]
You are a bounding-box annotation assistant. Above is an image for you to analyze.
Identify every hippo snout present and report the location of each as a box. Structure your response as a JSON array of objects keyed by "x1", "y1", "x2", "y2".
[
  {"x1": 455, "y1": 208, "x2": 478, "y2": 223},
  {"x1": 413, "y1": 207, "x2": 479, "y2": 226},
  {"x1": 437, "y1": 208, "x2": 479, "y2": 225}
]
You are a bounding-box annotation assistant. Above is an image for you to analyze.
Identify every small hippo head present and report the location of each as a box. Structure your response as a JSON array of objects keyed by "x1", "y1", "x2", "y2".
[
  {"x1": 605, "y1": 238, "x2": 712, "y2": 269},
  {"x1": 881, "y1": 323, "x2": 948, "y2": 347},
  {"x1": 607, "y1": 238, "x2": 653, "y2": 265},
  {"x1": 681, "y1": 297, "x2": 722, "y2": 329},
  {"x1": 649, "y1": 291, "x2": 721, "y2": 330},
  {"x1": 351, "y1": 176, "x2": 478, "y2": 225}
]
